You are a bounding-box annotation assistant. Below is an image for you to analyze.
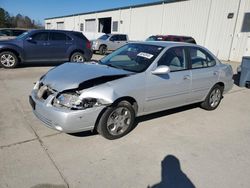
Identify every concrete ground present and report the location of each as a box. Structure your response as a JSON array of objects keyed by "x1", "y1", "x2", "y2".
[{"x1": 0, "y1": 56, "x2": 249, "y2": 188}]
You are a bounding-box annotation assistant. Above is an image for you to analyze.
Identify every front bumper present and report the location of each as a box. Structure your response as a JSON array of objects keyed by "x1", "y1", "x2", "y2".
[{"x1": 29, "y1": 90, "x2": 105, "y2": 133}]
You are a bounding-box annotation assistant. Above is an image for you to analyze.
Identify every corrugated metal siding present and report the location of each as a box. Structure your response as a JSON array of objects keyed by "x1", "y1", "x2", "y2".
[
  {"x1": 161, "y1": 0, "x2": 211, "y2": 45},
  {"x1": 230, "y1": 0, "x2": 250, "y2": 61},
  {"x1": 45, "y1": 0, "x2": 249, "y2": 61},
  {"x1": 204, "y1": 0, "x2": 240, "y2": 61}
]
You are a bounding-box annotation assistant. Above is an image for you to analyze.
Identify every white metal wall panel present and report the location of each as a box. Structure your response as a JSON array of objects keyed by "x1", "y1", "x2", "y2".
[
  {"x1": 162, "y1": 0, "x2": 211, "y2": 45},
  {"x1": 204, "y1": 0, "x2": 240, "y2": 61},
  {"x1": 230, "y1": 0, "x2": 250, "y2": 61},
  {"x1": 129, "y1": 4, "x2": 164, "y2": 40},
  {"x1": 45, "y1": 0, "x2": 248, "y2": 61},
  {"x1": 85, "y1": 19, "x2": 97, "y2": 32}
]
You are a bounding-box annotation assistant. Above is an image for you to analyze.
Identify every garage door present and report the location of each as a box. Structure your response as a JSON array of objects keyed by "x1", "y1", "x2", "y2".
[{"x1": 85, "y1": 19, "x2": 96, "y2": 32}]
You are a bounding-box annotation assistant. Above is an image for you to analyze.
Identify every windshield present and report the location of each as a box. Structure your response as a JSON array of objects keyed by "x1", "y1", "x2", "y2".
[
  {"x1": 16, "y1": 31, "x2": 29, "y2": 39},
  {"x1": 99, "y1": 43, "x2": 164, "y2": 73},
  {"x1": 98, "y1": 34, "x2": 110, "y2": 40}
]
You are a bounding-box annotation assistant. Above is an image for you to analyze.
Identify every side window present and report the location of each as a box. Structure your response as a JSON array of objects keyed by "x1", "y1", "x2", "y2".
[
  {"x1": 31, "y1": 32, "x2": 49, "y2": 41},
  {"x1": 158, "y1": 47, "x2": 187, "y2": 71},
  {"x1": 119, "y1": 35, "x2": 127, "y2": 41},
  {"x1": 50, "y1": 32, "x2": 67, "y2": 41},
  {"x1": 173, "y1": 37, "x2": 181, "y2": 42},
  {"x1": 189, "y1": 48, "x2": 216, "y2": 69},
  {"x1": 1, "y1": 29, "x2": 12, "y2": 36},
  {"x1": 110, "y1": 35, "x2": 118, "y2": 41}
]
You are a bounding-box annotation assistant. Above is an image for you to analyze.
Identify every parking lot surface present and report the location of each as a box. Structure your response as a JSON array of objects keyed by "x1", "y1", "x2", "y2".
[{"x1": 0, "y1": 57, "x2": 250, "y2": 188}]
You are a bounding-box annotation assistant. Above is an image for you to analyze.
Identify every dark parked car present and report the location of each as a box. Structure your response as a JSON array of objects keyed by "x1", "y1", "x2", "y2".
[
  {"x1": 0, "y1": 30, "x2": 92, "y2": 68},
  {"x1": 0, "y1": 28, "x2": 28, "y2": 40},
  {"x1": 146, "y1": 35, "x2": 196, "y2": 44}
]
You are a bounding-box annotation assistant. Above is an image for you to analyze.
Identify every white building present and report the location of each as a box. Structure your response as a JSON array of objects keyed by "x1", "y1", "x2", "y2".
[{"x1": 45, "y1": 0, "x2": 250, "y2": 62}]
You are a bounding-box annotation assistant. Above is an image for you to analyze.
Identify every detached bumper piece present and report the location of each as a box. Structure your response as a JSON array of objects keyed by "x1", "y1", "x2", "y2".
[{"x1": 246, "y1": 81, "x2": 250, "y2": 89}]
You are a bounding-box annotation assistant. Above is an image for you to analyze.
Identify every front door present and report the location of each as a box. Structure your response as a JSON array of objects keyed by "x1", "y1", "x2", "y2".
[
  {"x1": 23, "y1": 31, "x2": 50, "y2": 62},
  {"x1": 145, "y1": 47, "x2": 191, "y2": 113}
]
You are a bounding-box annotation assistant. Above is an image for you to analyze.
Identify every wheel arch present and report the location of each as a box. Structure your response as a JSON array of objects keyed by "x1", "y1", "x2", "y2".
[
  {"x1": 69, "y1": 49, "x2": 85, "y2": 61},
  {"x1": 93, "y1": 96, "x2": 138, "y2": 135},
  {"x1": 0, "y1": 48, "x2": 22, "y2": 63}
]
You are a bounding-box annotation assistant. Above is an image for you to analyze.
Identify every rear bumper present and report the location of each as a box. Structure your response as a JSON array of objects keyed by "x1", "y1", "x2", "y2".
[
  {"x1": 29, "y1": 91, "x2": 104, "y2": 133},
  {"x1": 84, "y1": 49, "x2": 93, "y2": 61}
]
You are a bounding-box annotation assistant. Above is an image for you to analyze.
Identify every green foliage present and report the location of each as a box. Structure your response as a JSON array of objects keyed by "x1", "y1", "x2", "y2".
[{"x1": 0, "y1": 7, "x2": 43, "y2": 29}]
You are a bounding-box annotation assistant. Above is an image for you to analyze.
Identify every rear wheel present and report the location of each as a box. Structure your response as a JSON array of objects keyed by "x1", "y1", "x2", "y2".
[
  {"x1": 70, "y1": 52, "x2": 85, "y2": 62},
  {"x1": 0, "y1": 51, "x2": 19, "y2": 68},
  {"x1": 99, "y1": 45, "x2": 107, "y2": 55},
  {"x1": 97, "y1": 101, "x2": 135, "y2": 140},
  {"x1": 201, "y1": 84, "x2": 223, "y2": 110}
]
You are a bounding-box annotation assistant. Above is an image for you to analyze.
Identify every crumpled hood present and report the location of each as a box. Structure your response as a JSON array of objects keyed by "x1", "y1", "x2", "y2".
[{"x1": 41, "y1": 62, "x2": 133, "y2": 92}]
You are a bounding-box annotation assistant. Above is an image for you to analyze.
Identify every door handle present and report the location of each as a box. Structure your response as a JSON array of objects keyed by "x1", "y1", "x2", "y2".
[
  {"x1": 213, "y1": 71, "x2": 219, "y2": 76},
  {"x1": 43, "y1": 42, "x2": 50, "y2": 46},
  {"x1": 183, "y1": 75, "x2": 191, "y2": 80}
]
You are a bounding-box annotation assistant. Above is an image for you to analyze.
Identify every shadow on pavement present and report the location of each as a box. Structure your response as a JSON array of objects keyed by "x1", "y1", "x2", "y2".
[
  {"x1": 17, "y1": 62, "x2": 64, "y2": 68},
  {"x1": 30, "y1": 184, "x2": 67, "y2": 188},
  {"x1": 136, "y1": 104, "x2": 198, "y2": 125},
  {"x1": 69, "y1": 104, "x2": 198, "y2": 138},
  {"x1": 149, "y1": 155, "x2": 196, "y2": 188},
  {"x1": 68, "y1": 130, "x2": 98, "y2": 138}
]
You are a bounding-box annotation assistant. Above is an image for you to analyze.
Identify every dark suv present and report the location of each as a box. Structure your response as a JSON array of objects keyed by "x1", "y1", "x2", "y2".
[
  {"x1": 0, "y1": 30, "x2": 92, "y2": 68},
  {"x1": 146, "y1": 35, "x2": 196, "y2": 44}
]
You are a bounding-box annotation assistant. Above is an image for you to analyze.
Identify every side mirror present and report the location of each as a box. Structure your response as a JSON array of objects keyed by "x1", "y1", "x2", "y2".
[
  {"x1": 151, "y1": 65, "x2": 170, "y2": 75},
  {"x1": 26, "y1": 37, "x2": 33, "y2": 41}
]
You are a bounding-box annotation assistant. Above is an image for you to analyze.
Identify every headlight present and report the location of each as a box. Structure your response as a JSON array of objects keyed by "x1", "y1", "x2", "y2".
[{"x1": 53, "y1": 92, "x2": 102, "y2": 110}]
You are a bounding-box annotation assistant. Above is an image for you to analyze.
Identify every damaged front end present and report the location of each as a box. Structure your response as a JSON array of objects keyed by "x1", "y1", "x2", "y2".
[{"x1": 29, "y1": 62, "x2": 133, "y2": 133}]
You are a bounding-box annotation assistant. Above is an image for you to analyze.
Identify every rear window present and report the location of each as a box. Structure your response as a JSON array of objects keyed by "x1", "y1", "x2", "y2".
[
  {"x1": 118, "y1": 35, "x2": 127, "y2": 41},
  {"x1": 72, "y1": 32, "x2": 88, "y2": 40}
]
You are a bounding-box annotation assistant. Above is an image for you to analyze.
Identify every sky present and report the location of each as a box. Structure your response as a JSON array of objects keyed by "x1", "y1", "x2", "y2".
[{"x1": 0, "y1": 0, "x2": 159, "y2": 25}]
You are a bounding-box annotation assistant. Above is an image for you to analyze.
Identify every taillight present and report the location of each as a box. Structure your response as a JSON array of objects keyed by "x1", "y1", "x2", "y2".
[{"x1": 86, "y1": 41, "x2": 91, "y2": 49}]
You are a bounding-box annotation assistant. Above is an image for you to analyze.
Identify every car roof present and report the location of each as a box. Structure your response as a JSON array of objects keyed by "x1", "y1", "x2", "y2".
[
  {"x1": 28, "y1": 29, "x2": 81, "y2": 34},
  {"x1": 133, "y1": 41, "x2": 198, "y2": 48},
  {"x1": 154, "y1": 35, "x2": 194, "y2": 38},
  {"x1": 0, "y1": 28, "x2": 28, "y2": 30}
]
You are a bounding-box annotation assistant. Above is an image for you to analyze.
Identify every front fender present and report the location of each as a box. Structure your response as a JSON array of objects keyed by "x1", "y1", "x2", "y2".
[{"x1": 0, "y1": 44, "x2": 24, "y2": 61}]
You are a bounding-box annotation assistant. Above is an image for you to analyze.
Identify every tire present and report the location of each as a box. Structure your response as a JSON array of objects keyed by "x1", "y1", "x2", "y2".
[
  {"x1": 201, "y1": 84, "x2": 223, "y2": 110},
  {"x1": 0, "y1": 51, "x2": 19, "y2": 68},
  {"x1": 99, "y1": 45, "x2": 107, "y2": 55},
  {"x1": 70, "y1": 52, "x2": 85, "y2": 62},
  {"x1": 97, "y1": 101, "x2": 135, "y2": 140}
]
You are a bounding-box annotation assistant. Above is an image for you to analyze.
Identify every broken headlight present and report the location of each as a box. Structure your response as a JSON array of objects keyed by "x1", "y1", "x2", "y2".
[{"x1": 53, "y1": 92, "x2": 102, "y2": 110}]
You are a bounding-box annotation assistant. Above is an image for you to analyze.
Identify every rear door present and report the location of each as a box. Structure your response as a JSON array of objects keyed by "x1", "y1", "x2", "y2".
[
  {"x1": 188, "y1": 47, "x2": 219, "y2": 102},
  {"x1": 118, "y1": 35, "x2": 128, "y2": 47},
  {"x1": 23, "y1": 31, "x2": 50, "y2": 61},
  {"x1": 48, "y1": 31, "x2": 72, "y2": 61},
  {"x1": 109, "y1": 35, "x2": 119, "y2": 50}
]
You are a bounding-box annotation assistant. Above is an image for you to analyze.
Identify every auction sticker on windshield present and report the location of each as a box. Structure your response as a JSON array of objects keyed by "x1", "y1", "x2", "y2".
[{"x1": 137, "y1": 52, "x2": 154, "y2": 59}]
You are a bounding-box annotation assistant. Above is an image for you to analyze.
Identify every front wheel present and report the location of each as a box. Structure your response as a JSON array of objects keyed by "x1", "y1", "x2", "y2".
[
  {"x1": 0, "y1": 51, "x2": 19, "y2": 68},
  {"x1": 70, "y1": 52, "x2": 85, "y2": 62},
  {"x1": 99, "y1": 45, "x2": 107, "y2": 55},
  {"x1": 201, "y1": 84, "x2": 223, "y2": 110},
  {"x1": 97, "y1": 101, "x2": 135, "y2": 140}
]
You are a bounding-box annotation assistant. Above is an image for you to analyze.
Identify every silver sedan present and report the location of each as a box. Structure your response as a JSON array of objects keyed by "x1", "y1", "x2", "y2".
[{"x1": 30, "y1": 42, "x2": 234, "y2": 139}]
